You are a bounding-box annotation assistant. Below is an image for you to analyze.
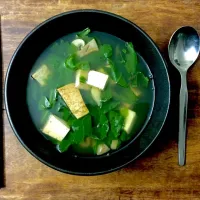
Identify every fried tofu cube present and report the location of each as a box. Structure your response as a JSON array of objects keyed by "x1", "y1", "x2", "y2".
[
  {"x1": 77, "y1": 39, "x2": 99, "y2": 57},
  {"x1": 57, "y1": 83, "x2": 89, "y2": 119},
  {"x1": 32, "y1": 64, "x2": 51, "y2": 86},
  {"x1": 42, "y1": 114, "x2": 70, "y2": 141}
]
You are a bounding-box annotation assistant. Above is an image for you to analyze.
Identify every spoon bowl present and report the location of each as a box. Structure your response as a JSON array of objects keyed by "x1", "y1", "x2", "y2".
[
  {"x1": 169, "y1": 26, "x2": 200, "y2": 71},
  {"x1": 168, "y1": 26, "x2": 200, "y2": 166}
]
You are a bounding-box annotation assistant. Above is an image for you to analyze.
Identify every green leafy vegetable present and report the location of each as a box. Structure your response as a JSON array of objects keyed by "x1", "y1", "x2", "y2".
[
  {"x1": 122, "y1": 48, "x2": 127, "y2": 54},
  {"x1": 107, "y1": 58, "x2": 128, "y2": 87},
  {"x1": 119, "y1": 130, "x2": 130, "y2": 142},
  {"x1": 49, "y1": 89, "x2": 57, "y2": 106},
  {"x1": 108, "y1": 111, "x2": 124, "y2": 138},
  {"x1": 93, "y1": 113, "x2": 109, "y2": 140},
  {"x1": 131, "y1": 72, "x2": 149, "y2": 88},
  {"x1": 76, "y1": 61, "x2": 90, "y2": 71},
  {"x1": 125, "y1": 42, "x2": 137, "y2": 75},
  {"x1": 113, "y1": 87, "x2": 138, "y2": 104},
  {"x1": 44, "y1": 97, "x2": 51, "y2": 108},
  {"x1": 58, "y1": 105, "x2": 72, "y2": 121},
  {"x1": 65, "y1": 54, "x2": 77, "y2": 70},
  {"x1": 100, "y1": 100, "x2": 120, "y2": 114},
  {"x1": 65, "y1": 56, "x2": 90, "y2": 71},
  {"x1": 56, "y1": 131, "x2": 74, "y2": 153},
  {"x1": 71, "y1": 115, "x2": 92, "y2": 143},
  {"x1": 101, "y1": 44, "x2": 112, "y2": 58},
  {"x1": 76, "y1": 27, "x2": 91, "y2": 37},
  {"x1": 80, "y1": 76, "x2": 87, "y2": 83},
  {"x1": 101, "y1": 89, "x2": 112, "y2": 103}
]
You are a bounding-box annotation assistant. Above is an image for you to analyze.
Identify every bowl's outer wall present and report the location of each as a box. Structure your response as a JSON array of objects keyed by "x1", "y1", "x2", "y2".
[{"x1": 5, "y1": 10, "x2": 170, "y2": 175}]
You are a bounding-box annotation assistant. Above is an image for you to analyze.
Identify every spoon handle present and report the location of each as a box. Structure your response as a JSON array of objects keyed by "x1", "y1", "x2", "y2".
[{"x1": 179, "y1": 70, "x2": 188, "y2": 166}]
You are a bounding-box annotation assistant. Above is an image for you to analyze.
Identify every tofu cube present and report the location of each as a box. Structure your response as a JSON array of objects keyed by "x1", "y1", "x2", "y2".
[
  {"x1": 77, "y1": 39, "x2": 99, "y2": 57},
  {"x1": 123, "y1": 109, "x2": 137, "y2": 134},
  {"x1": 110, "y1": 140, "x2": 119, "y2": 150},
  {"x1": 96, "y1": 144, "x2": 110, "y2": 155},
  {"x1": 42, "y1": 114, "x2": 70, "y2": 141},
  {"x1": 87, "y1": 70, "x2": 109, "y2": 90},
  {"x1": 57, "y1": 83, "x2": 89, "y2": 119},
  {"x1": 32, "y1": 64, "x2": 51, "y2": 86}
]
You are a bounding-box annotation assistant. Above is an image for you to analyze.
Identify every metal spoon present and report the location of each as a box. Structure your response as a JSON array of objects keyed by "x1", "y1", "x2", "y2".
[{"x1": 168, "y1": 26, "x2": 200, "y2": 166}]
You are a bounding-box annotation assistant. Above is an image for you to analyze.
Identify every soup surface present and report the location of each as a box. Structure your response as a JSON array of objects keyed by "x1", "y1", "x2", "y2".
[{"x1": 27, "y1": 28, "x2": 154, "y2": 156}]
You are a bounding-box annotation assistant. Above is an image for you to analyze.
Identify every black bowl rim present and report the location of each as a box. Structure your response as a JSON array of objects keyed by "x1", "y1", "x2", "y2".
[{"x1": 5, "y1": 9, "x2": 170, "y2": 175}]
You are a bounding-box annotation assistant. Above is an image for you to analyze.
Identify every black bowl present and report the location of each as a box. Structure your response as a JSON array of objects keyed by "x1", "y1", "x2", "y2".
[{"x1": 5, "y1": 10, "x2": 170, "y2": 175}]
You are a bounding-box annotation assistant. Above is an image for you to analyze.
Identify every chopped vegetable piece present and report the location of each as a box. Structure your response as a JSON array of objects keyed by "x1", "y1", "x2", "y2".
[
  {"x1": 108, "y1": 111, "x2": 124, "y2": 137},
  {"x1": 49, "y1": 89, "x2": 57, "y2": 106},
  {"x1": 75, "y1": 69, "x2": 90, "y2": 90},
  {"x1": 65, "y1": 54, "x2": 77, "y2": 70},
  {"x1": 76, "y1": 27, "x2": 91, "y2": 37},
  {"x1": 72, "y1": 115, "x2": 92, "y2": 139},
  {"x1": 57, "y1": 83, "x2": 89, "y2": 119},
  {"x1": 87, "y1": 70, "x2": 109, "y2": 90},
  {"x1": 110, "y1": 140, "x2": 119, "y2": 150},
  {"x1": 130, "y1": 87, "x2": 142, "y2": 97},
  {"x1": 77, "y1": 39, "x2": 99, "y2": 57},
  {"x1": 131, "y1": 72, "x2": 149, "y2": 88},
  {"x1": 93, "y1": 113, "x2": 109, "y2": 140},
  {"x1": 72, "y1": 39, "x2": 85, "y2": 49},
  {"x1": 100, "y1": 100, "x2": 120, "y2": 114},
  {"x1": 56, "y1": 131, "x2": 74, "y2": 152},
  {"x1": 120, "y1": 108, "x2": 137, "y2": 134},
  {"x1": 91, "y1": 87, "x2": 101, "y2": 106},
  {"x1": 101, "y1": 44, "x2": 112, "y2": 58},
  {"x1": 125, "y1": 42, "x2": 137, "y2": 75},
  {"x1": 96, "y1": 143, "x2": 110, "y2": 155},
  {"x1": 101, "y1": 89, "x2": 112, "y2": 103},
  {"x1": 42, "y1": 114, "x2": 70, "y2": 141},
  {"x1": 32, "y1": 64, "x2": 51, "y2": 86},
  {"x1": 107, "y1": 59, "x2": 128, "y2": 87},
  {"x1": 76, "y1": 61, "x2": 90, "y2": 71},
  {"x1": 44, "y1": 97, "x2": 51, "y2": 109},
  {"x1": 80, "y1": 137, "x2": 95, "y2": 148}
]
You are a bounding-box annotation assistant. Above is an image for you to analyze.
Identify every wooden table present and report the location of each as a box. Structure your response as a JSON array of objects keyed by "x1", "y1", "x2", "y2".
[{"x1": 1, "y1": 0, "x2": 200, "y2": 199}]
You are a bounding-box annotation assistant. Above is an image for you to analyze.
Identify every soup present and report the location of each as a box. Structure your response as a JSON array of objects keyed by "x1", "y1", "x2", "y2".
[{"x1": 27, "y1": 28, "x2": 154, "y2": 156}]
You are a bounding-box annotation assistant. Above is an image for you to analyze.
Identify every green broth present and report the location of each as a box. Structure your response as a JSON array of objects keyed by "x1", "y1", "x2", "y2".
[{"x1": 27, "y1": 30, "x2": 154, "y2": 156}]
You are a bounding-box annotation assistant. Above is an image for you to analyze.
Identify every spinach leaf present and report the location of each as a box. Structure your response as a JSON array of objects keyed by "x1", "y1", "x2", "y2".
[
  {"x1": 101, "y1": 89, "x2": 112, "y2": 103},
  {"x1": 56, "y1": 131, "x2": 74, "y2": 153},
  {"x1": 87, "y1": 105, "x2": 100, "y2": 125},
  {"x1": 83, "y1": 115, "x2": 92, "y2": 137},
  {"x1": 107, "y1": 58, "x2": 128, "y2": 87},
  {"x1": 58, "y1": 105, "x2": 72, "y2": 121},
  {"x1": 101, "y1": 44, "x2": 112, "y2": 58},
  {"x1": 93, "y1": 113, "x2": 109, "y2": 140},
  {"x1": 100, "y1": 100, "x2": 120, "y2": 114},
  {"x1": 49, "y1": 89, "x2": 57, "y2": 106},
  {"x1": 71, "y1": 115, "x2": 92, "y2": 143},
  {"x1": 39, "y1": 96, "x2": 51, "y2": 110},
  {"x1": 131, "y1": 72, "x2": 149, "y2": 88},
  {"x1": 65, "y1": 55, "x2": 90, "y2": 71},
  {"x1": 76, "y1": 27, "x2": 91, "y2": 37},
  {"x1": 44, "y1": 97, "x2": 51, "y2": 108},
  {"x1": 119, "y1": 130, "x2": 130, "y2": 142},
  {"x1": 65, "y1": 54, "x2": 77, "y2": 70},
  {"x1": 76, "y1": 61, "x2": 90, "y2": 71},
  {"x1": 108, "y1": 111, "x2": 124, "y2": 138},
  {"x1": 125, "y1": 42, "x2": 137, "y2": 75},
  {"x1": 113, "y1": 86, "x2": 138, "y2": 104}
]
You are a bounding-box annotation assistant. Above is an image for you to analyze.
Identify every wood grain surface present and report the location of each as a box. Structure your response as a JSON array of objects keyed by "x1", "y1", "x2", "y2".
[{"x1": 1, "y1": 0, "x2": 200, "y2": 199}]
